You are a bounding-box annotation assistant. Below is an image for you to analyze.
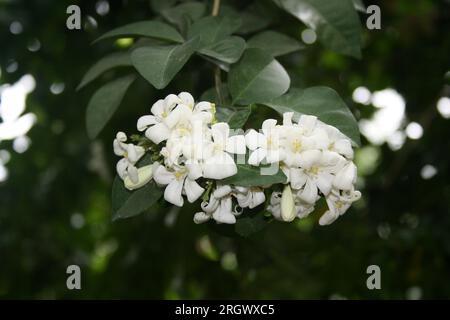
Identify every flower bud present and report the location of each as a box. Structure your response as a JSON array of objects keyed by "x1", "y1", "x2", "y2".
[
  {"x1": 281, "y1": 185, "x2": 296, "y2": 222},
  {"x1": 124, "y1": 164, "x2": 154, "y2": 190}
]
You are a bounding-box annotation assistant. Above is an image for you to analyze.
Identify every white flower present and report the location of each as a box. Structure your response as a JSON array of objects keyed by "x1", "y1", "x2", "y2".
[
  {"x1": 319, "y1": 187, "x2": 361, "y2": 225},
  {"x1": 153, "y1": 164, "x2": 204, "y2": 207},
  {"x1": 113, "y1": 132, "x2": 145, "y2": 183},
  {"x1": 203, "y1": 123, "x2": 246, "y2": 180},
  {"x1": 333, "y1": 160, "x2": 357, "y2": 190},
  {"x1": 124, "y1": 163, "x2": 157, "y2": 190},
  {"x1": 324, "y1": 125, "x2": 354, "y2": 159},
  {"x1": 281, "y1": 113, "x2": 325, "y2": 167},
  {"x1": 234, "y1": 186, "x2": 266, "y2": 209},
  {"x1": 194, "y1": 185, "x2": 238, "y2": 224},
  {"x1": 137, "y1": 94, "x2": 181, "y2": 144},
  {"x1": 245, "y1": 119, "x2": 284, "y2": 166},
  {"x1": 289, "y1": 150, "x2": 346, "y2": 204}
]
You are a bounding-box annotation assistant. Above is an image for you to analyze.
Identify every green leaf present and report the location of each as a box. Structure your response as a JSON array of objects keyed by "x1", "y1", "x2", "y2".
[
  {"x1": 77, "y1": 52, "x2": 131, "y2": 91},
  {"x1": 235, "y1": 214, "x2": 269, "y2": 237},
  {"x1": 112, "y1": 176, "x2": 163, "y2": 221},
  {"x1": 187, "y1": 15, "x2": 242, "y2": 47},
  {"x1": 199, "y1": 36, "x2": 246, "y2": 64},
  {"x1": 161, "y1": 2, "x2": 206, "y2": 27},
  {"x1": 228, "y1": 48, "x2": 290, "y2": 105},
  {"x1": 222, "y1": 163, "x2": 287, "y2": 187},
  {"x1": 263, "y1": 86, "x2": 361, "y2": 146},
  {"x1": 273, "y1": 0, "x2": 362, "y2": 58},
  {"x1": 93, "y1": 20, "x2": 184, "y2": 44},
  {"x1": 216, "y1": 105, "x2": 251, "y2": 129},
  {"x1": 352, "y1": 0, "x2": 366, "y2": 12},
  {"x1": 86, "y1": 75, "x2": 135, "y2": 139},
  {"x1": 238, "y1": 11, "x2": 271, "y2": 34},
  {"x1": 247, "y1": 31, "x2": 304, "y2": 57},
  {"x1": 130, "y1": 38, "x2": 199, "y2": 89}
]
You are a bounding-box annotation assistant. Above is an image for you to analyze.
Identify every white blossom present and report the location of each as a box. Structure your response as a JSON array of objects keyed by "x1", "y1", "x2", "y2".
[
  {"x1": 153, "y1": 164, "x2": 204, "y2": 207},
  {"x1": 319, "y1": 188, "x2": 361, "y2": 225},
  {"x1": 245, "y1": 119, "x2": 284, "y2": 165},
  {"x1": 113, "y1": 132, "x2": 145, "y2": 183},
  {"x1": 203, "y1": 123, "x2": 246, "y2": 180},
  {"x1": 234, "y1": 186, "x2": 266, "y2": 209}
]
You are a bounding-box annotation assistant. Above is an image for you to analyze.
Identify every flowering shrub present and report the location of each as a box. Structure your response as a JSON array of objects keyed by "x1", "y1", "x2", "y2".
[
  {"x1": 79, "y1": 0, "x2": 364, "y2": 235},
  {"x1": 113, "y1": 92, "x2": 361, "y2": 226}
]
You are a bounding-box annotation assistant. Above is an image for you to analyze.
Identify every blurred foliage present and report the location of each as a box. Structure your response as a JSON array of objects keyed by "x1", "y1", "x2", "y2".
[{"x1": 0, "y1": 0, "x2": 449, "y2": 299}]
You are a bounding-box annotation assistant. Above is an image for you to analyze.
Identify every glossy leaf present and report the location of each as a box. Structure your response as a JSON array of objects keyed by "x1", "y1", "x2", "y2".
[
  {"x1": 228, "y1": 48, "x2": 290, "y2": 105},
  {"x1": 263, "y1": 86, "x2": 361, "y2": 146},
  {"x1": 112, "y1": 176, "x2": 162, "y2": 221},
  {"x1": 93, "y1": 20, "x2": 184, "y2": 44},
  {"x1": 161, "y1": 2, "x2": 206, "y2": 27},
  {"x1": 77, "y1": 52, "x2": 131, "y2": 90},
  {"x1": 215, "y1": 105, "x2": 251, "y2": 129},
  {"x1": 130, "y1": 38, "x2": 199, "y2": 89},
  {"x1": 86, "y1": 75, "x2": 135, "y2": 139},
  {"x1": 273, "y1": 0, "x2": 362, "y2": 58},
  {"x1": 199, "y1": 36, "x2": 246, "y2": 64},
  {"x1": 248, "y1": 31, "x2": 304, "y2": 57},
  {"x1": 187, "y1": 15, "x2": 242, "y2": 47},
  {"x1": 222, "y1": 164, "x2": 287, "y2": 187}
]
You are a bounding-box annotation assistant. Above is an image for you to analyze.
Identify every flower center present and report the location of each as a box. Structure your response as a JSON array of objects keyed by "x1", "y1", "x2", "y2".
[
  {"x1": 174, "y1": 168, "x2": 187, "y2": 180},
  {"x1": 292, "y1": 139, "x2": 302, "y2": 153},
  {"x1": 308, "y1": 166, "x2": 319, "y2": 175}
]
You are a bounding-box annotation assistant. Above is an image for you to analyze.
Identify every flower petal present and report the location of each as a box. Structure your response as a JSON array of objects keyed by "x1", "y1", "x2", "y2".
[
  {"x1": 261, "y1": 119, "x2": 277, "y2": 136},
  {"x1": 178, "y1": 92, "x2": 194, "y2": 108},
  {"x1": 211, "y1": 122, "x2": 229, "y2": 145},
  {"x1": 150, "y1": 99, "x2": 165, "y2": 117},
  {"x1": 164, "y1": 178, "x2": 184, "y2": 207},
  {"x1": 184, "y1": 178, "x2": 205, "y2": 203},
  {"x1": 297, "y1": 178, "x2": 318, "y2": 204},
  {"x1": 203, "y1": 152, "x2": 237, "y2": 180},
  {"x1": 193, "y1": 211, "x2": 211, "y2": 224},
  {"x1": 153, "y1": 165, "x2": 175, "y2": 185},
  {"x1": 248, "y1": 148, "x2": 267, "y2": 166},
  {"x1": 226, "y1": 135, "x2": 246, "y2": 154},
  {"x1": 245, "y1": 129, "x2": 266, "y2": 150},
  {"x1": 145, "y1": 122, "x2": 171, "y2": 144},
  {"x1": 137, "y1": 115, "x2": 159, "y2": 131}
]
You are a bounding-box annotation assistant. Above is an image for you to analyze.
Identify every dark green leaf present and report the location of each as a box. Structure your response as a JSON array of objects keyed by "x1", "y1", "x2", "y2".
[
  {"x1": 199, "y1": 36, "x2": 246, "y2": 64},
  {"x1": 130, "y1": 38, "x2": 199, "y2": 89},
  {"x1": 86, "y1": 75, "x2": 135, "y2": 139},
  {"x1": 263, "y1": 86, "x2": 361, "y2": 146},
  {"x1": 93, "y1": 20, "x2": 184, "y2": 44},
  {"x1": 161, "y1": 2, "x2": 206, "y2": 27},
  {"x1": 200, "y1": 84, "x2": 231, "y2": 105},
  {"x1": 228, "y1": 48, "x2": 290, "y2": 105},
  {"x1": 273, "y1": 0, "x2": 362, "y2": 58},
  {"x1": 222, "y1": 163, "x2": 287, "y2": 187},
  {"x1": 247, "y1": 31, "x2": 304, "y2": 57},
  {"x1": 216, "y1": 105, "x2": 251, "y2": 129},
  {"x1": 77, "y1": 52, "x2": 131, "y2": 91},
  {"x1": 112, "y1": 176, "x2": 163, "y2": 221},
  {"x1": 187, "y1": 15, "x2": 242, "y2": 47},
  {"x1": 235, "y1": 214, "x2": 269, "y2": 237}
]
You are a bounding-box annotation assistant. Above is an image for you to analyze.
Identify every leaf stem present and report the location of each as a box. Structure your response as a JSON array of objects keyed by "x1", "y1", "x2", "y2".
[
  {"x1": 211, "y1": 0, "x2": 223, "y2": 105},
  {"x1": 211, "y1": 0, "x2": 220, "y2": 16}
]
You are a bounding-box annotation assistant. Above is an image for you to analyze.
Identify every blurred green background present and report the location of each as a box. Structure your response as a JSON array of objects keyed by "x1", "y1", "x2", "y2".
[{"x1": 1, "y1": 0, "x2": 449, "y2": 299}]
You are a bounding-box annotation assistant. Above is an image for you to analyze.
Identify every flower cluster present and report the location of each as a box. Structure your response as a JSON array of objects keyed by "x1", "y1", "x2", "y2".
[{"x1": 113, "y1": 92, "x2": 361, "y2": 226}]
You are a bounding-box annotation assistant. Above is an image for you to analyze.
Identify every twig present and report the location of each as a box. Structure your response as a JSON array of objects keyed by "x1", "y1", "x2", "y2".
[{"x1": 211, "y1": 0, "x2": 223, "y2": 105}]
